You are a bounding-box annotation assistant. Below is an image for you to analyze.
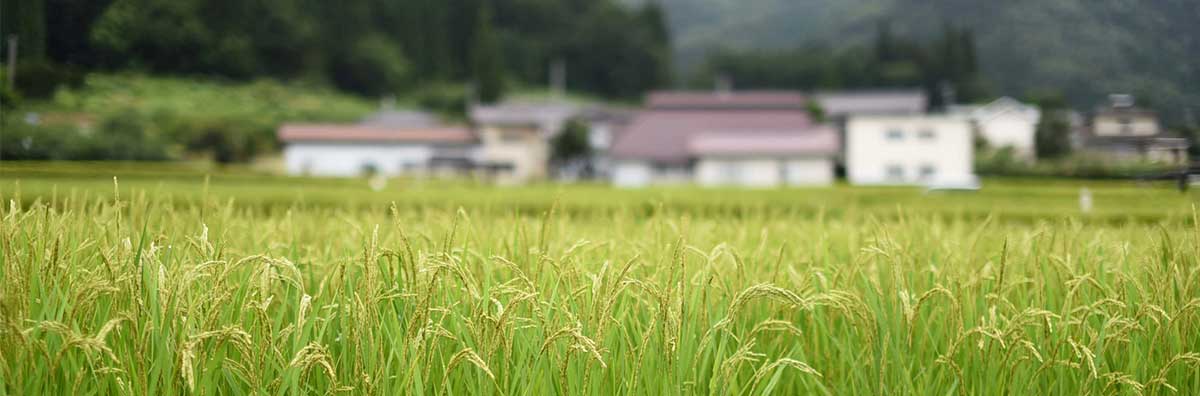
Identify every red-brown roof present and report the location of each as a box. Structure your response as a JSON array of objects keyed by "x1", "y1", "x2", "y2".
[
  {"x1": 610, "y1": 109, "x2": 833, "y2": 164},
  {"x1": 646, "y1": 91, "x2": 806, "y2": 109},
  {"x1": 278, "y1": 124, "x2": 476, "y2": 144}
]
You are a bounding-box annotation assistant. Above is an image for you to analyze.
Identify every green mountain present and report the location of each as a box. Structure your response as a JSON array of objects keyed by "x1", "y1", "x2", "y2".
[{"x1": 656, "y1": 0, "x2": 1199, "y2": 124}]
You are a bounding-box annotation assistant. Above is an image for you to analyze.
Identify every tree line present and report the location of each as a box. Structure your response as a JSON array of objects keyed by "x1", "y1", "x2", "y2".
[
  {"x1": 1, "y1": 0, "x2": 671, "y2": 101},
  {"x1": 693, "y1": 22, "x2": 988, "y2": 110}
]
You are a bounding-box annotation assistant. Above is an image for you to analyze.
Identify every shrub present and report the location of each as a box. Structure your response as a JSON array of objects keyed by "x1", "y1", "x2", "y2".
[
  {"x1": 12, "y1": 60, "x2": 84, "y2": 99},
  {"x1": 0, "y1": 81, "x2": 20, "y2": 109},
  {"x1": 0, "y1": 111, "x2": 171, "y2": 160},
  {"x1": 86, "y1": 110, "x2": 171, "y2": 160},
  {"x1": 178, "y1": 120, "x2": 266, "y2": 164},
  {"x1": 0, "y1": 118, "x2": 76, "y2": 160},
  {"x1": 977, "y1": 151, "x2": 1178, "y2": 179}
]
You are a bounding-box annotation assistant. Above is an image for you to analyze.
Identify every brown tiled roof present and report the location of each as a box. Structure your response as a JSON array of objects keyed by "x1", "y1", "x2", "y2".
[
  {"x1": 278, "y1": 124, "x2": 476, "y2": 144},
  {"x1": 646, "y1": 91, "x2": 806, "y2": 109},
  {"x1": 610, "y1": 109, "x2": 830, "y2": 164}
]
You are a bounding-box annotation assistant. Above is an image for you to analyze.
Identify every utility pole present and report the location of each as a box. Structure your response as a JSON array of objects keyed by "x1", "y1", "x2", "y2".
[
  {"x1": 550, "y1": 59, "x2": 565, "y2": 98},
  {"x1": 714, "y1": 74, "x2": 732, "y2": 98},
  {"x1": 6, "y1": 35, "x2": 16, "y2": 90},
  {"x1": 466, "y1": 81, "x2": 478, "y2": 112}
]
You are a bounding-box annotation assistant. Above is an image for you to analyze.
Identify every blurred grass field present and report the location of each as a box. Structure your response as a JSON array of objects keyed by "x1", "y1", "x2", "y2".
[
  {"x1": 2, "y1": 162, "x2": 1199, "y2": 395},
  {"x1": 1, "y1": 161, "x2": 1196, "y2": 223}
]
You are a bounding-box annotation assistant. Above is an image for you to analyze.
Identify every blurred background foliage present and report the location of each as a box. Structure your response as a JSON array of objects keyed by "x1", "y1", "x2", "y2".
[
  {"x1": 654, "y1": 0, "x2": 1198, "y2": 125},
  {"x1": 0, "y1": 0, "x2": 671, "y2": 162},
  {"x1": 0, "y1": 0, "x2": 671, "y2": 101},
  {"x1": 1, "y1": 0, "x2": 1197, "y2": 168}
]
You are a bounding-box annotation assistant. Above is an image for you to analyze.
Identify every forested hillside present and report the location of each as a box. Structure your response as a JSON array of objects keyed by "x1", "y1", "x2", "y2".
[
  {"x1": 657, "y1": 0, "x2": 1199, "y2": 125},
  {"x1": 1, "y1": 0, "x2": 670, "y2": 101}
]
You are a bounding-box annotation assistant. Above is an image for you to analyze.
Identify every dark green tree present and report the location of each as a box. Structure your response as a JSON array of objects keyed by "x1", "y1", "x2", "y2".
[
  {"x1": 471, "y1": 3, "x2": 505, "y2": 103},
  {"x1": 1033, "y1": 92, "x2": 1072, "y2": 159},
  {"x1": 46, "y1": 0, "x2": 114, "y2": 66},
  {"x1": 5, "y1": 0, "x2": 48, "y2": 60},
  {"x1": 551, "y1": 118, "x2": 592, "y2": 165},
  {"x1": 639, "y1": 1, "x2": 671, "y2": 89},
  {"x1": 12, "y1": 0, "x2": 672, "y2": 100},
  {"x1": 806, "y1": 100, "x2": 826, "y2": 123},
  {"x1": 329, "y1": 33, "x2": 411, "y2": 96}
]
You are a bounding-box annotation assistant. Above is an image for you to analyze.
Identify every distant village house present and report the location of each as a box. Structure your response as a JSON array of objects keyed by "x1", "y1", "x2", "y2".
[
  {"x1": 610, "y1": 91, "x2": 839, "y2": 187},
  {"x1": 845, "y1": 114, "x2": 976, "y2": 186},
  {"x1": 469, "y1": 101, "x2": 578, "y2": 183},
  {"x1": 949, "y1": 97, "x2": 1041, "y2": 161},
  {"x1": 1075, "y1": 94, "x2": 1188, "y2": 164}
]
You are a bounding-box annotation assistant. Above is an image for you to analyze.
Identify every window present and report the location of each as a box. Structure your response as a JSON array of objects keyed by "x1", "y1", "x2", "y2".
[
  {"x1": 360, "y1": 162, "x2": 380, "y2": 176},
  {"x1": 885, "y1": 164, "x2": 905, "y2": 181},
  {"x1": 654, "y1": 162, "x2": 691, "y2": 182},
  {"x1": 1118, "y1": 117, "x2": 1133, "y2": 135},
  {"x1": 885, "y1": 128, "x2": 904, "y2": 142},
  {"x1": 499, "y1": 129, "x2": 527, "y2": 143},
  {"x1": 720, "y1": 162, "x2": 740, "y2": 184},
  {"x1": 399, "y1": 161, "x2": 421, "y2": 174},
  {"x1": 919, "y1": 164, "x2": 937, "y2": 180},
  {"x1": 589, "y1": 126, "x2": 611, "y2": 148},
  {"x1": 918, "y1": 128, "x2": 936, "y2": 141}
]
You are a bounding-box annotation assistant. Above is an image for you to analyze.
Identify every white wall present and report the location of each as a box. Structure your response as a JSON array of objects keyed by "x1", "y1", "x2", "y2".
[
  {"x1": 846, "y1": 116, "x2": 974, "y2": 185},
  {"x1": 696, "y1": 158, "x2": 778, "y2": 187},
  {"x1": 589, "y1": 124, "x2": 612, "y2": 151},
  {"x1": 783, "y1": 158, "x2": 835, "y2": 185},
  {"x1": 1094, "y1": 115, "x2": 1159, "y2": 136},
  {"x1": 283, "y1": 143, "x2": 434, "y2": 177},
  {"x1": 695, "y1": 157, "x2": 833, "y2": 187},
  {"x1": 478, "y1": 125, "x2": 549, "y2": 184},
  {"x1": 978, "y1": 116, "x2": 1037, "y2": 160},
  {"x1": 612, "y1": 161, "x2": 652, "y2": 187}
]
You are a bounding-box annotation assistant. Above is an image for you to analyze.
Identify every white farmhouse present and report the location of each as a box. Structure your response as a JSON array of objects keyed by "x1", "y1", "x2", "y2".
[
  {"x1": 278, "y1": 110, "x2": 477, "y2": 177},
  {"x1": 845, "y1": 115, "x2": 976, "y2": 186},
  {"x1": 949, "y1": 97, "x2": 1041, "y2": 161}
]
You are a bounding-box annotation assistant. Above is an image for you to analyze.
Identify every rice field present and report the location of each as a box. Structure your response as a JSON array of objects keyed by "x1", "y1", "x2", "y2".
[{"x1": 2, "y1": 165, "x2": 1200, "y2": 395}]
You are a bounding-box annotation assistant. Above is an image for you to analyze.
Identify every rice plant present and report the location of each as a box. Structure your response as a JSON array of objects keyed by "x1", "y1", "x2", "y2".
[{"x1": 1, "y1": 176, "x2": 1198, "y2": 395}]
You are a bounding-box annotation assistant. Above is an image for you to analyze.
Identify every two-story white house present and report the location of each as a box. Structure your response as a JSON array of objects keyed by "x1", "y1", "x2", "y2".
[
  {"x1": 1076, "y1": 95, "x2": 1189, "y2": 164},
  {"x1": 845, "y1": 115, "x2": 976, "y2": 186}
]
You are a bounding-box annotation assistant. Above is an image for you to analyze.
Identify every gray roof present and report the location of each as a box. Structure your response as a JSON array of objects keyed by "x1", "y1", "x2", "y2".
[
  {"x1": 362, "y1": 109, "x2": 442, "y2": 128},
  {"x1": 947, "y1": 97, "x2": 1040, "y2": 122},
  {"x1": 470, "y1": 101, "x2": 580, "y2": 135},
  {"x1": 812, "y1": 90, "x2": 927, "y2": 117}
]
